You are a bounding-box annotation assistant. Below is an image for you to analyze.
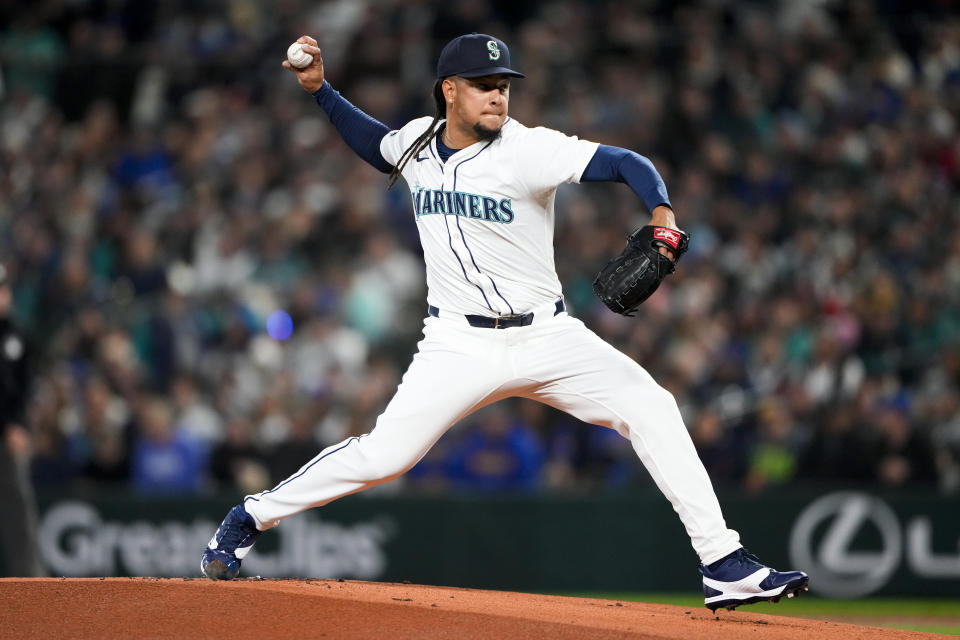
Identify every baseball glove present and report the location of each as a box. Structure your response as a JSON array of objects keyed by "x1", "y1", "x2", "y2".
[{"x1": 592, "y1": 225, "x2": 690, "y2": 316}]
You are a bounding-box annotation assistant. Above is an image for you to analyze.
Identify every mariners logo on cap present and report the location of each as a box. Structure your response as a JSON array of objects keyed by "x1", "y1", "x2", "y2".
[{"x1": 487, "y1": 40, "x2": 501, "y2": 61}]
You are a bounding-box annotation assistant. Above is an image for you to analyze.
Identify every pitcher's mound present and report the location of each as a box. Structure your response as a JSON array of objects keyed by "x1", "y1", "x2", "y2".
[{"x1": 0, "y1": 578, "x2": 944, "y2": 639}]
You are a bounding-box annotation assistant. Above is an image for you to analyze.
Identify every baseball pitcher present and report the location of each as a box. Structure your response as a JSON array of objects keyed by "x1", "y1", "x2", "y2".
[{"x1": 200, "y1": 33, "x2": 808, "y2": 611}]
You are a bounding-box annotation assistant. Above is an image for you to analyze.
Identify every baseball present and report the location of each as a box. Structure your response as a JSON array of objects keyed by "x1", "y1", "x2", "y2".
[{"x1": 286, "y1": 42, "x2": 313, "y2": 68}]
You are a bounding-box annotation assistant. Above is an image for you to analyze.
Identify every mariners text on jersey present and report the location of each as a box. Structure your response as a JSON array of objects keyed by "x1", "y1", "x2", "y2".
[{"x1": 412, "y1": 186, "x2": 514, "y2": 224}]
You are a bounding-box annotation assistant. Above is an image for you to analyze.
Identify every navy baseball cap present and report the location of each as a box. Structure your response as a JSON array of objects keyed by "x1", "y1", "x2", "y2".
[{"x1": 436, "y1": 33, "x2": 525, "y2": 79}]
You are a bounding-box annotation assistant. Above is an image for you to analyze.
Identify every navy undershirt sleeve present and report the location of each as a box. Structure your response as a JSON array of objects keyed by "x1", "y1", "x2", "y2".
[
  {"x1": 312, "y1": 81, "x2": 393, "y2": 174},
  {"x1": 581, "y1": 144, "x2": 671, "y2": 212}
]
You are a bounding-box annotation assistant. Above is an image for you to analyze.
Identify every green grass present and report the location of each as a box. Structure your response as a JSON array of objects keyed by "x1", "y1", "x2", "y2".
[{"x1": 551, "y1": 593, "x2": 960, "y2": 636}]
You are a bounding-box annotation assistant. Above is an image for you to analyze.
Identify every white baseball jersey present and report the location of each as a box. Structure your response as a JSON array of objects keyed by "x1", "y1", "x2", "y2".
[{"x1": 380, "y1": 117, "x2": 599, "y2": 316}]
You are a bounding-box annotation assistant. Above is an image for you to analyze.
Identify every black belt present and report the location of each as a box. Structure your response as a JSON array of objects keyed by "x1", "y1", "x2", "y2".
[{"x1": 428, "y1": 299, "x2": 565, "y2": 329}]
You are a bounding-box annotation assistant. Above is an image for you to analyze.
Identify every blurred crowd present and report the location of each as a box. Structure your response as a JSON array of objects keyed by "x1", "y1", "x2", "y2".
[{"x1": 1, "y1": 0, "x2": 959, "y2": 498}]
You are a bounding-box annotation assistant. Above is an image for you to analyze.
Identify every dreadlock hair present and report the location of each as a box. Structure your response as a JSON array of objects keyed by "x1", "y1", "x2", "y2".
[{"x1": 387, "y1": 79, "x2": 446, "y2": 190}]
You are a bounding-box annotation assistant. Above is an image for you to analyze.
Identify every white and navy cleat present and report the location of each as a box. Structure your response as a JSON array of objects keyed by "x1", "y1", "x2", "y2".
[
  {"x1": 200, "y1": 504, "x2": 262, "y2": 580},
  {"x1": 700, "y1": 548, "x2": 809, "y2": 612}
]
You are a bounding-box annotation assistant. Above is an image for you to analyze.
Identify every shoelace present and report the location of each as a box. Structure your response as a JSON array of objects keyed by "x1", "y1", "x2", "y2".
[
  {"x1": 217, "y1": 510, "x2": 258, "y2": 551},
  {"x1": 733, "y1": 548, "x2": 762, "y2": 567},
  {"x1": 700, "y1": 547, "x2": 762, "y2": 574}
]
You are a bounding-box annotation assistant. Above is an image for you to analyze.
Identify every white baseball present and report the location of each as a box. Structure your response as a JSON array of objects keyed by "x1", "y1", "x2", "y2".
[{"x1": 287, "y1": 42, "x2": 314, "y2": 69}]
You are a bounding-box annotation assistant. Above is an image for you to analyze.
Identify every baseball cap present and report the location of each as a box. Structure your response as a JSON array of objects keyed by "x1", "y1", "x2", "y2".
[{"x1": 436, "y1": 33, "x2": 525, "y2": 79}]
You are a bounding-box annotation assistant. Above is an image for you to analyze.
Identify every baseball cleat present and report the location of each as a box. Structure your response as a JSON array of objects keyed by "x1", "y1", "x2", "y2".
[
  {"x1": 699, "y1": 548, "x2": 809, "y2": 612},
  {"x1": 200, "y1": 504, "x2": 262, "y2": 580}
]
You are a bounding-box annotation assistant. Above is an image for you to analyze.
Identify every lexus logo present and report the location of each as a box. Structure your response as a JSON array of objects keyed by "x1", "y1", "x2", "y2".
[{"x1": 789, "y1": 492, "x2": 902, "y2": 598}]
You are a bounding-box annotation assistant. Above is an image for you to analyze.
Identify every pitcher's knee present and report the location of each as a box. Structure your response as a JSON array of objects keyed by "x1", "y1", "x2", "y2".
[
  {"x1": 621, "y1": 385, "x2": 683, "y2": 430},
  {"x1": 650, "y1": 385, "x2": 680, "y2": 411},
  {"x1": 352, "y1": 443, "x2": 417, "y2": 482}
]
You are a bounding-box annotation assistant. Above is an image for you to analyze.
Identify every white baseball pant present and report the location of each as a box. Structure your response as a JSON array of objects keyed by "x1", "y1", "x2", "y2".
[{"x1": 243, "y1": 306, "x2": 741, "y2": 565}]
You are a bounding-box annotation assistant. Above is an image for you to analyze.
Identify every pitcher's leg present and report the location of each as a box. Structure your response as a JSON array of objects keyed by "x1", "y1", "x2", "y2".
[
  {"x1": 202, "y1": 318, "x2": 514, "y2": 579},
  {"x1": 244, "y1": 319, "x2": 511, "y2": 529},
  {"x1": 524, "y1": 316, "x2": 740, "y2": 564}
]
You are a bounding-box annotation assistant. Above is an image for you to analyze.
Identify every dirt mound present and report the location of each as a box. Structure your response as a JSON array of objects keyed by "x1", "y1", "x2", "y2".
[{"x1": 0, "y1": 578, "x2": 948, "y2": 639}]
